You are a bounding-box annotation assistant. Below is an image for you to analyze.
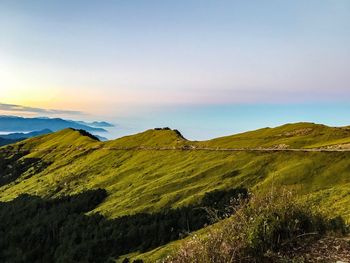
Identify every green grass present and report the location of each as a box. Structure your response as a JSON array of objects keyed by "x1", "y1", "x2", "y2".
[
  {"x1": 1, "y1": 123, "x2": 350, "y2": 261},
  {"x1": 198, "y1": 122, "x2": 350, "y2": 149},
  {"x1": 0, "y1": 123, "x2": 350, "y2": 221}
]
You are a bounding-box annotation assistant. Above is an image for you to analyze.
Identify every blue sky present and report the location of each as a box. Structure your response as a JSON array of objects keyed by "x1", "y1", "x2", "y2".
[{"x1": 0, "y1": 1, "x2": 349, "y2": 139}]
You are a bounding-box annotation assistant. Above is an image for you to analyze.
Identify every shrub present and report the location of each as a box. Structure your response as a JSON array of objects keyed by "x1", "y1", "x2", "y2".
[{"x1": 163, "y1": 190, "x2": 347, "y2": 263}]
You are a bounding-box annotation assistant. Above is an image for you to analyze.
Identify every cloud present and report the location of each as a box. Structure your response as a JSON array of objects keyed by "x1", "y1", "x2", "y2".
[{"x1": 0, "y1": 103, "x2": 83, "y2": 116}]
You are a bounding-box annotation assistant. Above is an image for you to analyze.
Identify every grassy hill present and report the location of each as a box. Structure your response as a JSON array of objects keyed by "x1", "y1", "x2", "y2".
[
  {"x1": 0, "y1": 123, "x2": 350, "y2": 217},
  {"x1": 0, "y1": 123, "x2": 350, "y2": 261},
  {"x1": 197, "y1": 122, "x2": 350, "y2": 149},
  {"x1": 1, "y1": 123, "x2": 350, "y2": 218}
]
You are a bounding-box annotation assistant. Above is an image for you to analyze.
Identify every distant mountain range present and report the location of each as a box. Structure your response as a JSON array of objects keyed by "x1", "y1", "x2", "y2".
[
  {"x1": 76, "y1": 121, "x2": 114, "y2": 128},
  {"x1": 0, "y1": 129, "x2": 52, "y2": 140},
  {"x1": 0, "y1": 138, "x2": 18, "y2": 147},
  {"x1": 0, "y1": 128, "x2": 109, "y2": 147},
  {"x1": 0, "y1": 116, "x2": 112, "y2": 146},
  {"x1": 0, "y1": 129, "x2": 53, "y2": 146},
  {"x1": 0, "y1": 116, "x2": 113, "y2": 133}
]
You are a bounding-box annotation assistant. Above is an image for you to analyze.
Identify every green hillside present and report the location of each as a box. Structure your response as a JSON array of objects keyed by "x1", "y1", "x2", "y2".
[
  {"x1": 0, "y1": 123, "x2": 349, "y2": 217},
  {"x1": 0, "y1": 123, "x2": 350, "y2": 261},
  {"x1": 198, "y1": 122, "x2": 350, "y2": 149}
]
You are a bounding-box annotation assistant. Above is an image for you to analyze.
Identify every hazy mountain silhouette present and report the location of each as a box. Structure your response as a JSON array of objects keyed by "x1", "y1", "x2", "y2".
[
  {"x1": 0, "y1": 138, "x2": 19, "y2": 147},
  {"x1": 0, "y1": 129, "x2": 52, "y2": 140},
  {"x1": 76, "y1": 121, "x2": 114, "y2": 128},
  {"x1": 0, "y1": 116, "x2": 108, "y2": 133}
]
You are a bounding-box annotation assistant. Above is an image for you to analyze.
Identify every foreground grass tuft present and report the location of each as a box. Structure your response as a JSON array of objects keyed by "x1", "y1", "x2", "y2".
[{"x1": 163, "y1": 191, "x2": 347, "y2": 263}]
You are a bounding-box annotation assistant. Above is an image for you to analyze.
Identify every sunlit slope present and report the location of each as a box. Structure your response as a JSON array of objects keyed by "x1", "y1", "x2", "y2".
[
  {"x1": 105, "y1": 128, "x2": 187, "y2": 148},
  {"x1": 0, "y1": 123, "x2": 350, "y2": 220},
  {"x1": 199, "y1": 122, "x2": 350, "y2": 149}
]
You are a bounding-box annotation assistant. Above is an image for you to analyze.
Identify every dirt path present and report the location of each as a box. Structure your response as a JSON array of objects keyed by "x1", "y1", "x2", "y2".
[{"x1": 2, "y1": 146, "x2": 350, "y2": 153}]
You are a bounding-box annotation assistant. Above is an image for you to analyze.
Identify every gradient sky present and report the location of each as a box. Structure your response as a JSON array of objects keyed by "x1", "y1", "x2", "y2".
[{"x1": 1, "y1": 1, "x2": 350, "y2": 139}]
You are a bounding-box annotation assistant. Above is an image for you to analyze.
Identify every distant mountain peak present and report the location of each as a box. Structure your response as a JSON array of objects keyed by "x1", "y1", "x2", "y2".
[
  {"x1": 0, "y1": 129, "x2": 53, "y2": 141},
  {"x1": 0, "y1": 115, "x2": 110, "y2": 133}
]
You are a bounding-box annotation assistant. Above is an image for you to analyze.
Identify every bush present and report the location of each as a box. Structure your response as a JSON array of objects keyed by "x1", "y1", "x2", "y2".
[{"x1": 163, "y1": 190, "x2": 347, "y2": 263}]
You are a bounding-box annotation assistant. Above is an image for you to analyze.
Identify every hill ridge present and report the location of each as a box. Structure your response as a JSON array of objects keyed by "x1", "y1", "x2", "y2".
[
  {"x1": 0, "y1": 121, "x2": 350, "y2": 222},
  {"x1": 2, "y1": 122, "x2": 350, "y2": 151}
]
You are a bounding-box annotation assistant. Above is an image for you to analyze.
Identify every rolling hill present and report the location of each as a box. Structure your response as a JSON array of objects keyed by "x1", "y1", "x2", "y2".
[
  {"x1": 0, "y1": 122, "x2": 350, "y2": 261},
  {"x1": 1, "y1": 122, "x2": 350, "y2": 217}
]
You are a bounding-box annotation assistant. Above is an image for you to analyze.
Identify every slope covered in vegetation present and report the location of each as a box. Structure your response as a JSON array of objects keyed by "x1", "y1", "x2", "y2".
[
  {"x1": 0, "y1": 123, "x2": 349, "y2": 261},
  {"x1": 0, "y1": 188, "x2": 248, "y2": 262},
  {"x1": 198, "y1": 122, "x2": 350, "y2": 149},
  {"x1": 162, "y1": 191, "x2": 347, "y2": 263},
  {"x1": 0, "y1": 123, "x2": 350, "y2": 219}
]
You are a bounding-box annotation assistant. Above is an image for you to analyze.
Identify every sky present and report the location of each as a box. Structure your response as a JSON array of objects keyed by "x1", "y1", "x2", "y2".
[{"x1": 0, "y1": 0, "x2": 350, "y2": 139}]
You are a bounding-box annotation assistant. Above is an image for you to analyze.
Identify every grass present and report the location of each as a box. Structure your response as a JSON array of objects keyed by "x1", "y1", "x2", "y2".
[
  {"x1": 0, "y1": 123, "x2": 350, "y2": 261},
  {"x1": 0, "y1": 123, "x2": 350, "y2": 221},
  {"x1": 161, "y1": 191, "x2": 347, "y2": 263},
  {"x1": 198, "y1": 122, "x2": 350, "y2": 149}
]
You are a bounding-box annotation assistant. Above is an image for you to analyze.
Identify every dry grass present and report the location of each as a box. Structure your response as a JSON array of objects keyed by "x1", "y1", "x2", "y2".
[{"x1": 162, "y1": 191, "x2": 347, "y2": 263}]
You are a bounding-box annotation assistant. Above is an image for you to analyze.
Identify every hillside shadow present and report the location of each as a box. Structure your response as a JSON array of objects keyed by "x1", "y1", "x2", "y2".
[
  {"x1": 0, "y1": 149, "x2": 51, "y2": 186},
  {"x1": 0, "y1": 188, "x2": 247, "y2": 263}
]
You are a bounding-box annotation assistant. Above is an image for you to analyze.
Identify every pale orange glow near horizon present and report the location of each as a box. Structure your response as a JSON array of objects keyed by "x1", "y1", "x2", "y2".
[{"x1": 1, "y1": 86, "x2": 105, "y2": 115}]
